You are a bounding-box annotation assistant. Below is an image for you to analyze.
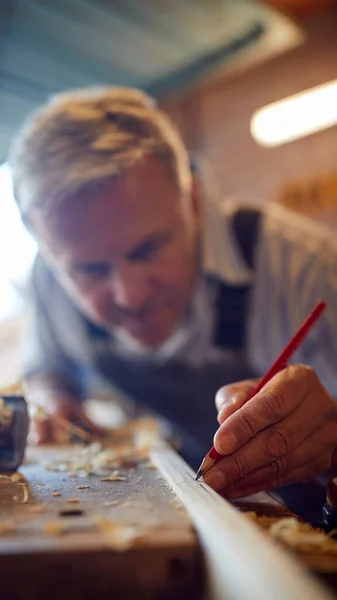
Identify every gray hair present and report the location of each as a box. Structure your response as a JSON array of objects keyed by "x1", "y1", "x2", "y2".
[{"x1": 9, "y1": 86, "x2": 191, "y2": 219}]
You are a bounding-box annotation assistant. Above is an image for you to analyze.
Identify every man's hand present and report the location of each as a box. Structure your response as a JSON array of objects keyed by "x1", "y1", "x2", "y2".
[
  {"x1": 28, "y1": 391, "x2": 105, "y2": 444},
  {"x1": 203, "y1": 365, "x2": 337, "y2": 497}
]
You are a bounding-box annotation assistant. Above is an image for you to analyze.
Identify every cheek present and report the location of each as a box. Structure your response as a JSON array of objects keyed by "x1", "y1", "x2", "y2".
[{"x1": 153, "y1": 241, "x2": 197, "y2": 293}]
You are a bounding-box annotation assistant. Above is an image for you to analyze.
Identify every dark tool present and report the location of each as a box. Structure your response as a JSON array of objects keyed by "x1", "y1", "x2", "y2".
[{"x1": 0, "y1": 395, "x2": 29, "y2": 471}]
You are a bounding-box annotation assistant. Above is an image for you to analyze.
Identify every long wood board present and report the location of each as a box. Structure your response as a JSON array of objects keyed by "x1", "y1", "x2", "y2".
[{"x1": 151, "y1": 441, "x2": 336, "y2": 600}]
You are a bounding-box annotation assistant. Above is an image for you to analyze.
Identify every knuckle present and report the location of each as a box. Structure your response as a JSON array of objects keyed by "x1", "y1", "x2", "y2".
[
  {"x1": 261, "y1": 389, "x2": 286, "y2": 420},
  {"x1": 237, "y1": 411, "x2": 258, "y2": 439},
  {"x1": 265, "y1": 456, "x2": 286, "y2": 484},
  {"x1": 264, "y1": 428, "x2": 289, "y2": 458},
  {"x1": 232, "y1": 454, "x2": 250, "y2": 481}
]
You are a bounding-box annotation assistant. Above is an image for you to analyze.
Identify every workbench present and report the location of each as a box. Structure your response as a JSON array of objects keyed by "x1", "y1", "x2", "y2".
[
  {"x1": 1, "y1": 442, "x2": 337, "y2": 600},
  {"x1": 0, "y1": 445, "x2": 201, "y2": 600}
]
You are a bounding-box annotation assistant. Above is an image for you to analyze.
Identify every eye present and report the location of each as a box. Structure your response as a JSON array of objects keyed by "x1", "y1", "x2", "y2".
[
  {"x1": 128, "y1": 241, "x2": 157, "y2": 262},
  {"x1": 127, "y1": 233, "x2": 172, "y2": 263},
  {"x1": 71, "y1": 263, "x2": 111, "y2": 282}
]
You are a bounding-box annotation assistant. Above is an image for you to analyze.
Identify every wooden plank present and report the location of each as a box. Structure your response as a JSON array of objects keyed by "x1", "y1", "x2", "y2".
[{"x1": 150, "y1": 441, "x2": 336, "y2": 600}]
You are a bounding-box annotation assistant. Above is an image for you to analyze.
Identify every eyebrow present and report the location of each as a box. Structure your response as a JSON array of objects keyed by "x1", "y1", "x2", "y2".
[
  {"x1": 70, "y1": 231, "x2": 172, "y2": 272},
  {"x1": 126, "y1": 231, "x2": 172, "y2": 261}
]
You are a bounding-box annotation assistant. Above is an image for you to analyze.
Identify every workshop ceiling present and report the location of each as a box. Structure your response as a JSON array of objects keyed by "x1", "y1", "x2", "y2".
[{"x1": 0, "y1": 0, "x2": 302, "y2": 162}]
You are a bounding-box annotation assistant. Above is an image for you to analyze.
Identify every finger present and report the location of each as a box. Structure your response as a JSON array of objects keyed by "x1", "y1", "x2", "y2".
[
  {"x1": 50, "y1": 418, "x2": 72, "y2": 444},
  {"x1": 206, "y1": 422, "x2": 336, "y2": 493},
  {"x1": 214, "y1": 365, "x2": 314, "y2": 457},
  {"x1": 29, "y1": 417, "x2": 55, "y2": 445},
  {"x1": 212, "y1": 390, "x2": 327, "y2": 489},
  {"x1": 222, "y1": 456, "x2": 329, "y2": 499},
  {"x1": 217, "y1": 381, "x2": 259, "y2": 425},
  {"x1": 52, "y1": 403, "x2": 106, "y2": 439},
  {"x1": 215, "y1": 379, "x2": 258, "y2": 419}
]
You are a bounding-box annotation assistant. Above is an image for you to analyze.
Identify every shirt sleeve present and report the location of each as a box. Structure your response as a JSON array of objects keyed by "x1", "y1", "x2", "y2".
[{"x1": 22, "y1": 256, "x2": 86, "y2": 399}]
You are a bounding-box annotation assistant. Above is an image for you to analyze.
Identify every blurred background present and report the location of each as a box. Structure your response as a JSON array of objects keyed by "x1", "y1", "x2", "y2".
[{"x1": 0, "y1": 0, "x2": 336, "y2": 386}]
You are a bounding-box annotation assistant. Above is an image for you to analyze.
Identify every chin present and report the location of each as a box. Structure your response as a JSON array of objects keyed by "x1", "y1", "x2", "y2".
[{"x1": 125, "y1": 319, "x2": 179, "y2": 349}]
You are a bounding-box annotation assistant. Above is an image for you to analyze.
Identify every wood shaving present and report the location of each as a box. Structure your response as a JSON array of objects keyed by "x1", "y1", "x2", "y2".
[
  {"x1": 51, "y1": 490, "x2": 61, "y2": 497},
  {"x1": 94, "y1": 516, "x2": 139, "y2": 551},
  {"x1": 170, "y1": 499, "x2": 184, "y2": 511},
  {"x1": 41, "y1": 418, "x2": 160, "y2": 476},
  {"x1": 76, "y1": 485, "x2": 91, "y2": 490},
  {"x1": 100, "y1": 475, "x2": 126, "y2": 482},
  {"x1": 244, "y1": 514, "x2": 337, "y2": 555},
  {"x1": 21, "y1": 484, "x2": 29, "y2": 504},
  {"x1": 10, "y1": 473, "x2": 25, "y2": 483},
  {"x1": 36, "y1": 482, "x2": 46, "y2": 486},
  {"x1": 103, "y1": 500, "x2": 119, "y2": 507},
  {"x1": 66, "y1": 497, "x2": 80, "y2": 504},
  {"x1": 143, "y1": 462, "x2": 156, "y2": 470},
  {"x1": 43, "y1": 521, "x2": 65, "y2": 536},
  {"x1": 13, "y1": 484, "x2": 29, "y2": 504},
  {"x1": 28, "y1": 505, "x2": 45, "y2": 514}
]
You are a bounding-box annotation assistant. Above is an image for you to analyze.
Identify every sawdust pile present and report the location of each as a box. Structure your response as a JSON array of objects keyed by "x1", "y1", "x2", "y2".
[
  {"x1": 244, "y1": 512, "x2": 337, "y2": 556},
  {"x1": 41, "y1": 417, "x2": 161, "y2": 476}
]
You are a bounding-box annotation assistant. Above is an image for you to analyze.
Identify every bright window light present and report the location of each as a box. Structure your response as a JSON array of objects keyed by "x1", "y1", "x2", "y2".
[
  {"x1": 0, "y1": 164, "x2": 37, "y2": 320},
  {"x1": 251, "y1": 79, "x2": 337, "y2": 147}
]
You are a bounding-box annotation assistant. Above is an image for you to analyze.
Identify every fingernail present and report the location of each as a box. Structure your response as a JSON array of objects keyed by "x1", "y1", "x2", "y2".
[
  {"x1": 214, "y1": 431, "x2": 236, "y2": 455},
  {"x1": 204, "y1": 469, "x2": 226, "y2": 491}
]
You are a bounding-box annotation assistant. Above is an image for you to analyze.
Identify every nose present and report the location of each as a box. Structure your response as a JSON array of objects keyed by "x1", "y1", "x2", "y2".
[{"x1": 110, "y1": 264, "x2": 151, "y2": 311}]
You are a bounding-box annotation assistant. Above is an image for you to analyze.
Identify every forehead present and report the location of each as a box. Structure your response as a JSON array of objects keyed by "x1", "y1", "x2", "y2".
[{"x1": 33, "y1": 157, "x2": 185, "y2": 262}]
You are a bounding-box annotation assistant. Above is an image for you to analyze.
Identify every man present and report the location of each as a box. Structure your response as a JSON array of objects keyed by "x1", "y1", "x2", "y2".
[{"x1": 9, "y1": 86, "x2": 337, "y2": 498}]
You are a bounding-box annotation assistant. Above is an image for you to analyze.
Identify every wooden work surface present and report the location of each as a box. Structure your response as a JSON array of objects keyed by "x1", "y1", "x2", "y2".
[
  {"x1": 0, "y1": 445, "x2": 201, "y2": 600},
  {"x1": 2, "y1": 443, "x2": 337, "y2": 600}
]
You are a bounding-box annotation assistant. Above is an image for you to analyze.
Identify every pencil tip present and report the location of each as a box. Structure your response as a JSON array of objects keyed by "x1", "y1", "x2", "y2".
[{"x1": 195, "y1": 469, "x2": 204, "y2": 481}]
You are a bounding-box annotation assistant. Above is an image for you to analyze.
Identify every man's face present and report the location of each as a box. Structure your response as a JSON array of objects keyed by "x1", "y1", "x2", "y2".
[{"x1": 31, "y1": 157, "x2": 199, "y2": 347}]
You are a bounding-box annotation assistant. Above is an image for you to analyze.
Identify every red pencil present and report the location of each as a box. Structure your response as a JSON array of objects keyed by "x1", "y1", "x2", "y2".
[{"x1": 195, "y1": 300, "x2": 327, "y2": 481}]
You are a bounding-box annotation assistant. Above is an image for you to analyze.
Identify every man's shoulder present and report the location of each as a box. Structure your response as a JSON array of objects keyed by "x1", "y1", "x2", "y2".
[
  {"x1": 202, "y1": 198, "x2": 262, "y2": 285},
  {"x1": 263, "y1": 203, "x2": 337, "y2": 258}
]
